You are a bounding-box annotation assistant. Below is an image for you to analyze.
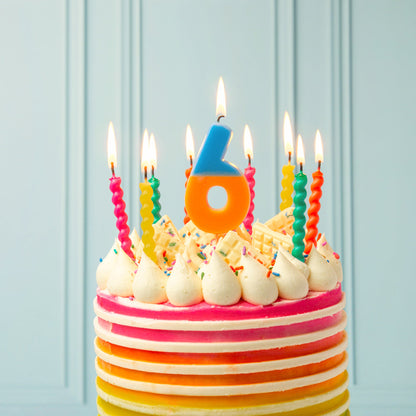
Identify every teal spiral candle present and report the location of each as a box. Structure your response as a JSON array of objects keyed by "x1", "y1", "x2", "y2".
[
  {"x1": 292, "y1": 171, "x2": 308, "y2": 262},
  {"x1": 149, "y1": 176, "x2": 161, "y2": 223}
]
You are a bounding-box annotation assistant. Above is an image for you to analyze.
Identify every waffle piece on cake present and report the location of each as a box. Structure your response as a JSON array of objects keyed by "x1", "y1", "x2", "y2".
[{"x1": 252, "y1": 221, "x2": 293, "y2": 255}]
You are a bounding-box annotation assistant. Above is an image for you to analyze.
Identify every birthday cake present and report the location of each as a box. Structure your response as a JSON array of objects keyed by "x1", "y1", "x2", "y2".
[{"x1": 94, "y1": 210, "x2": 350, "y2": 416}]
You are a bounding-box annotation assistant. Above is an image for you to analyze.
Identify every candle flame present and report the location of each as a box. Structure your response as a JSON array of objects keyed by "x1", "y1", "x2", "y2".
[
  {"x1": 149, "y1": 133, "x2": 157, "y2": 170},
  {"x1": 296, "y1": 134, "x2": 305, "y2": 166},
  {"x1": 243, "y1": 124, "x2": 253, "y2": 160},
  {"x1": 141, "y1": 129, "x2": 150, "y2": 173},
  {"x1": 283, "y1": 111, "x2": 294, "y2": 158},
  {"x1": 315, "y1": 129, "x2": 324, "y2": 164},
  {"x1": 107, "y1": 121, "x2": 117, "y2": 169},
  {"x1": 216, "y1": 77, "x2": 226, "y2": 119},
  {"x1": 185, "y1": 124, "x2": 195, "y2": 160}
]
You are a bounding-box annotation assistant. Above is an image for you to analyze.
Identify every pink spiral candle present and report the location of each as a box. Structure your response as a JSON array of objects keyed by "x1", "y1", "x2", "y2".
[
  {"x1": 243, "y1": 164, "x2": 256, "y2": 234},
  {"x1": 109, "y1": 175, "x2": 135, "y2": 260},
  {"x1": 184, "y1": 166, "x2": 192, "y2": 225}
]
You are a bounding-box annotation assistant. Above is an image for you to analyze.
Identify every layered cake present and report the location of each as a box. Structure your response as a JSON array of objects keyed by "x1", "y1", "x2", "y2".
[{"x1": 94, "y1": 209, "x2": 349, "y2": 415}]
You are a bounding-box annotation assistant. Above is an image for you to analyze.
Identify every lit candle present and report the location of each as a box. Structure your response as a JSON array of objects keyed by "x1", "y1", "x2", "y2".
[
  {"x1": 148, "y1": 133, "x2": 161, "y2": 224},
  {"x1": 305, "y1": 130, "x2": 324, "y2": 254},
  {"x1": 292, "y1": 135, "x2": 308, "y2": 262},
  {"x1": 280, "y1": 112, "x2": 295, "y2": 211},
  {"x1": 140, "y1": 131, "x2": 157, "y2": 263},
  {"x1": 184, "y1": 124, "x2": 194, "y2": 225},
  {"x1": 185, "y1": 77, "x2": 250, "y2": 234},
  {"x1": 243, "y1": 125, "x2": 256, "y2": 234},
  {"x1": 107, "y1": 122, "x2": 135, "y2": 260}
]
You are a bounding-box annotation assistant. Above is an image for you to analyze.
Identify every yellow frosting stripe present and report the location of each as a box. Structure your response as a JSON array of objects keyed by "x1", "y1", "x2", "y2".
[
  {"x1": 97, "y1": 390, "x2": 349, "y2": 416},
  {"x1": 96, "y1": 371, "x2": 348, "y2": 408}
]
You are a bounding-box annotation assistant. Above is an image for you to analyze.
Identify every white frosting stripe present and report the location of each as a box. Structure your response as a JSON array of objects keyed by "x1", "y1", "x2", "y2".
[
  {"x1": 97, "y1": 380, "x2": 349, "y2": 416},
  {"x1": 95, "y1": 355, "x2": 348, "y2": 396},
  {"x1": 94, "y1": 336, "x2": 348, "y2": 375},
  {"x1": 94, "y1": 295, "x2": 346, "y2": 331},
  {"x1": 94, "y1": 314, "x2": 347, "y2": 353}
]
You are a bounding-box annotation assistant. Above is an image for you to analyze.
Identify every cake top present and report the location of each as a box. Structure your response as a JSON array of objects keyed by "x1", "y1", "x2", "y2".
[{"x1": 96, "y1": 207, "x2": 342, "y2": 307}]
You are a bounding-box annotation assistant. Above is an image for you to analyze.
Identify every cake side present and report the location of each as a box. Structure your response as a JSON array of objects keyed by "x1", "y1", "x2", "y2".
[{"x1": 95, "y1": 212, "x2": 349, "y2": 416}]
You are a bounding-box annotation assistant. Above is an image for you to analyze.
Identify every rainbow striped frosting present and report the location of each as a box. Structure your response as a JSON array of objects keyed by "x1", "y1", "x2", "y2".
[{"x1": 94, "y1": 282, "x2": 349, "y2": 415}]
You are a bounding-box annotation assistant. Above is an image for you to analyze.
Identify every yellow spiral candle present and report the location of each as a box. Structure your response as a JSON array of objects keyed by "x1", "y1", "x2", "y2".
[
  {"x1": 140, "y1": 130, "x2": 157, "y2": 263},
  {"x1": 280, "y1": 111, "x2": 295, "y2": 211},
  {"x1": 139, "y1": 181, "x2": 157, "y2": 263},
  {"x1": 280, "y1": 163, "x2": 295, "y2": 211}
]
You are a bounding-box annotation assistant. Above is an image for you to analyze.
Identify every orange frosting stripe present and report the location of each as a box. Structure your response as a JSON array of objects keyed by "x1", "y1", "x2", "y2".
[
  {"x1": 96, "y1": 331, "x2": 346, "y2": 365},
  {"x1": 97, "y1": 352, "x2": 345, "y2": 386},
  {"x1": 97, "y1": 390, "x2": 349, "y2": 416},
  {"x1": 96, "y1": 371, "x2": 348, "y2": 408}
]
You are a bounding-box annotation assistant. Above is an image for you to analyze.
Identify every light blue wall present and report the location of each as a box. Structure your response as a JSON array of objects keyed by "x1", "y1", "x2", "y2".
[{"x1": 0, "y1": 0, "x2": 415, "y2": 414}]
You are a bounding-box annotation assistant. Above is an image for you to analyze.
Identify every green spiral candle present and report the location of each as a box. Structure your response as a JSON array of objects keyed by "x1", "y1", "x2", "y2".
[
  {"x1": 149, "y1": 176, "x2": 161, "y2": 223},
  {"x1": 292, "y1": 135, "x2": 308, "y2": 262}
]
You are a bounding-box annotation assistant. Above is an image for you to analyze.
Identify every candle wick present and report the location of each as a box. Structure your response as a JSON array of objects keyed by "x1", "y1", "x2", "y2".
[
  {"x1": 318, "y1": 160, "x2": 321, "y2": 170},
  {"x1": 217, "y1": 114, "x2": 225, "y2": 123},
  {"x1": 190, "y1": 155, "x2": 193, "y2": 167},
  {"x1": 288, "y1": 152, "x2": 292, "y2": 163},
  {"x1": 151, "y1": 166, "x2": 155, "y2": 177},
  {"x1": 144, "y1": 166, "x2": 148, "y2": 181},
  {"x1": 248, "y1": 155, "x2": 252, "y2": 166},
  {"x1": 300, "y1": 162, "x2": 303, "y2": 173},
  {"x1": 111, "y1": 162, "x2": 115, "y2": 177}
]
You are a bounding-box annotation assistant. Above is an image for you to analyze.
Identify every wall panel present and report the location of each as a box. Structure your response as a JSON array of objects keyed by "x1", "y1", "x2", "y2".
[{"x1": 0, "y1": 0, "x2": 87, "y2": 412}]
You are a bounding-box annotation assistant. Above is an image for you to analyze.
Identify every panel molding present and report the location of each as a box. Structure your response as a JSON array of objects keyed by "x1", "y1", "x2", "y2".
[
  {"x1": 275, "y1": 0, "x2": 296, "y2": 213},
  {"x1": 0, "y1": 0, "x2": 86, "y2": 406},
  {"x1": 331, "y1": 0, "x2": 415, "y2": 411}
]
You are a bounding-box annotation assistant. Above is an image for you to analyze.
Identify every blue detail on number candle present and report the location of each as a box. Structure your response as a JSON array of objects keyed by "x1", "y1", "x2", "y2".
[{"x1": 192, "y1": 124, "x2": 241, "y2": 176}]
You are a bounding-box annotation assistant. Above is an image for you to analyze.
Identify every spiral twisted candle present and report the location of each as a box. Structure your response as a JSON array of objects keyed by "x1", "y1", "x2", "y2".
[
  {"x1": 184, "y1": 166, "x2": 192, "y2": 224},
  {"x1": 243, "y1": 165, "x2": 256, "y2": 234},
  {"x1": 280, "y1": 164, "x2": 295, "y2": 211},
  {"x1": 109, "y1": 176, "x2": 135, "y2": 260},
  {"x1": 140, "y1": 181, "x2": 157, "y2": 263},
  {"x1": 149, "y1": 176, "x2": 161, "y2": 223},
  {"x1": 292, "y1": 172, "x2": 307, "y2": 262},
  {"x1": 305, "y1": 170, "x2": 324, "y2": 254}
]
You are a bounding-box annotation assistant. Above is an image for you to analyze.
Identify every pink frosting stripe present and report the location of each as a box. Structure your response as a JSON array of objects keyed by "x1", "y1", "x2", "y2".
[
  {"x1": 97, "y1": 311, "x2": 344, "y2": 343},
  {"x1": 97, "y1": 283, "x2": 342, "y2": 322}
]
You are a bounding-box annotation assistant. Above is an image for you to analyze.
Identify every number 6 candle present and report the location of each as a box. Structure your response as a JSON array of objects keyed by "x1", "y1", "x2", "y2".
[
  {"x1": 292, "y1": 135, "x2": 308, "y2": 262},
  {"x1": 140, "y1": 131, "x2": 157, "y2": 263},
  {"x1": 185, "y1": 77, "x2": 250, "y2": 234},
  {"x1": 305, "y1": 130, "x2": 324, "y2": 254},
  {"x1": 107, "y1": 122, "x2": 135, "y2": 260}
]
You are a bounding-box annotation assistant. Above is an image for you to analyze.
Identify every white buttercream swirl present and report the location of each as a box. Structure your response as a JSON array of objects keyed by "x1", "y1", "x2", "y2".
[
  {"x1": 202, "y1": 251, "x2": 241, "y2": 306},
  {"x1": 166, "y1": 254, "x2": 203, "y2": 306},
  {"x1": 106, "y1": 245, "x2": 137, "y2": 297},
  {"x1": 133, "y1": 253, "x2": 168, "y2": 303},
  {"x1": 272, "y1": 248, "x2": 309, "y2": 299},
  {"x1": 96, "y1": 239, "x2": 120, "y2": 290},
  {"x1": 316, "y1": 233, "x2": 343, "y2": 282},
  {"x1": 307, "y1": 245, "x2": 338, "y2": 291},
  {"x1": 239, "y1": 254, "x2": 278, "y2": 305}
]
